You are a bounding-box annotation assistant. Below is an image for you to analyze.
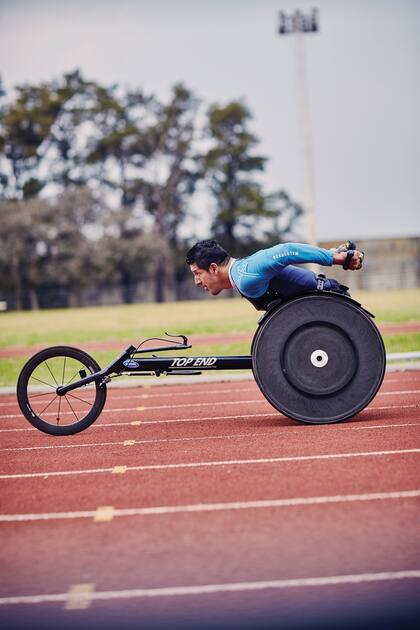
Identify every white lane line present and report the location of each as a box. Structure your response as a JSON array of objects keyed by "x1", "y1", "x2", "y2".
[
  {"x1": 1, "y1": 388, "x2": 419, "y2": 419},
  {"x1": 372, "y1": 405, "x2": 420, "y2": 410},
  {"x1": 0, "y1": 380, "x2": 416, "y2": 409},
  {"x1": 1, "y1": 448, "x2": 419, "y2": 480},
  {"x1": 2, "y1": 422, "x2": 420, "y2": 454},
  {"x1": 1, "y1": 407, "x2": 419, "y2": 434},
  {"x1": 1, "y1": 489, "x2": 419, "y2": 523},
  {"x1": 0, "y1": 382, "x2": 347, "y2": 406},
  {"x1": 0, "y1": 431, "x2": 278, "y2": 453},
  {"x1": 353, "y1": 423, "x2": 420, "y2": 430},
  {"x1": 386, "y1": 375, "x2": 420, "y2": 380},
  {"x1": 0, "y1": 386, "x2": 258, "y2": 407},
  {"x1": 378, "y1": 390, "x2": 420, "y2": 396},
  {"x1": 0, "y1": 412, "x2": 278, "y2": 432},
  {"x1": 1, "y1": 570, "x2": 419, "y2": 605},
  {"x1": 0, "y1": 399, "x2": 266, "y2": 419},
  {"x1": 2, "y1": 396, "x2": 420, "y2": 421}
]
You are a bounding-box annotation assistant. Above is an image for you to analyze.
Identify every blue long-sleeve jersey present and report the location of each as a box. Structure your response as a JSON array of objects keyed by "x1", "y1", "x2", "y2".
[{"x1": 229, "y1": 243, "x2": 334, "y2": 299}]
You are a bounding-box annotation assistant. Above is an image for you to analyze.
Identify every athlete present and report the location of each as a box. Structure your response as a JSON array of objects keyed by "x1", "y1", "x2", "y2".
[{"x1": 186, "y1": 239, "x2": 364, "y2": 310}]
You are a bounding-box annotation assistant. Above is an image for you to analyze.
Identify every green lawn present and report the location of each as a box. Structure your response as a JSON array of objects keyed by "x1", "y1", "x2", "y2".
[
  {"x1": 0, "y1": 298, "x2": 260, "y2": 348},
  {"x1": 1, "y1": 289, "x2": 419, "y2": 388},
  {"x1": 1, "y1": 289, "x2": 420, "y2": 349}
]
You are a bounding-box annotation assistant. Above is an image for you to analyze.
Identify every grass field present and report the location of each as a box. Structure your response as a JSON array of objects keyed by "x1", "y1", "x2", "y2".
[{"x1": 1, "y1": 289, "x2": 419, "y2": 388}]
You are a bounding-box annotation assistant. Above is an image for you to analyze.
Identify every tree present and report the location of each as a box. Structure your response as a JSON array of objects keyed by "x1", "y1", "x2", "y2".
[
  {"x1": 0, "y1": 83, "x2": 57, "y2": 198},
  {"x1": 0, "y1": 72, "x2": 304, "y2": 308},
  {"x1": 41, "y1": 71, "x2": 113, "y2": 193},
  {"x1": 0, "y1": 75, "x2": 204, "y2": 305},
  {"x1": 96, "y1": 208, "x2": 170, "y2": 304},
  {"x1": 203, "y1": 101, "x2": 303, "y2": 256},
  {"x1": 0, "y1": 70, "x2": 103, "y2": 199},
  {"x1": 133, "y1": 83, "x2": 201, "y2": 301},
  {"x1": 84, "y1": 83, "x2": 154, "y2": 207},
  {"x1": 84, "y1": 82, "x2": 199, "y2": 302},
  {"x1": 0, "y1": 189, "x2": 103, "y2": 309}
]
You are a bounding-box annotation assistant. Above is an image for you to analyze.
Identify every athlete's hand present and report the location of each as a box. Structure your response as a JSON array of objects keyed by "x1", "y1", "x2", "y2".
[{"x1": 331, "y1": 248, "x2": 364, "y2": 270}]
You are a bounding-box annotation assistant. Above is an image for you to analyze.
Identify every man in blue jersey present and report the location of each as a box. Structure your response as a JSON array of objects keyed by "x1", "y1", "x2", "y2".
[{"x1": 186, "y1": 240, "x2": 364, "y2": 310}]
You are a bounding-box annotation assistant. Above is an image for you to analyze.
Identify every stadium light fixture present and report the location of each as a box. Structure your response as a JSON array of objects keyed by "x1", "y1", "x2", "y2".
[{"x1": 278, "y1": 8, "x2": 319, "y2": 250}]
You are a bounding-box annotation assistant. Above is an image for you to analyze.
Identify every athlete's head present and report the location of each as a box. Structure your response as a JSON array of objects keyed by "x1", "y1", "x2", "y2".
[{"x1": 186, "y1": 240, "x2": 231, "y2": 295}]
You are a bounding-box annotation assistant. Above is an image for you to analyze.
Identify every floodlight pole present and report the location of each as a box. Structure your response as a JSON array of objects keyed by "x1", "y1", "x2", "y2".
[{"x1": 278, "y1": 9, "x2": 319, "y2": 250}]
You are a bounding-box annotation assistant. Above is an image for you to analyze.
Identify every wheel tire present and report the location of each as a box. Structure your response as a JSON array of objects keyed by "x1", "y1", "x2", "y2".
[
  {"x1": 17, "y1": 346, "x2": 107, "y2": 435},
  {"x1": 252, "y1": 294, "x2": 386, "y2": 424}
]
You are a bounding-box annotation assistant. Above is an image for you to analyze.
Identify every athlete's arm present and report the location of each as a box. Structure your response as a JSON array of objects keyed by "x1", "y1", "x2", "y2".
[
  {"x1": 249, "y1": 243, "x2": 334, "y2": 275},
  {"x1": 231, "y1": 242, "x2": 363, "y2": 298},
  {"x1": 231, "y1": 243, "x2": 333, "y2": 297},
  {"x1": 248, "y1": 242, "x2": 363, "y2": 273}
]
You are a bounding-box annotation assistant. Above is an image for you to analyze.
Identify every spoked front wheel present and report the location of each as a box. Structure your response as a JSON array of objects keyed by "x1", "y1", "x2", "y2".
[{"x1": 17, "y1": 346, "x2": 107, "y2": 435}]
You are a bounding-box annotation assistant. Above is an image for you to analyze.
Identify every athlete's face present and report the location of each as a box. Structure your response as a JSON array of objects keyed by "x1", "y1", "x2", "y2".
[{"x1": 190, "y1": 263, "x2": 224, "y2": 295}]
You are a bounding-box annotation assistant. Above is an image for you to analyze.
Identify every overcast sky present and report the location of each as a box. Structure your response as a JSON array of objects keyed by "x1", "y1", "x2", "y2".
[{"x1": 1, "y1": 0, "x2": 419, "y2": 241}]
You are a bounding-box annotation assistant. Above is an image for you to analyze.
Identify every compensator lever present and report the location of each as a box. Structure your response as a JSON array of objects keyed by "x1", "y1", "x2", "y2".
[
  {"x1": 163, "y1": 331, "x2": 189, "y2": 346},
  {"x1": 133, "y1": 332, "x2": 191, "y2": 354}
]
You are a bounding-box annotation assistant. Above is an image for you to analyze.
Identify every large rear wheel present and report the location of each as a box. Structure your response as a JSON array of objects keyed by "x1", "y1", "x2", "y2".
[
  {"x1": 17, "y1": 346, "x2": 107, "y2": 435},
  {"x1": 252, "y1": 294, "x2": 386, "y2": 424}
]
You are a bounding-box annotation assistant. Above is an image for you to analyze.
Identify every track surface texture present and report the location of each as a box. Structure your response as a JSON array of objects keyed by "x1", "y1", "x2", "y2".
[{"x1": 1, "y1": 370, "x2": 420, "y2": 630}]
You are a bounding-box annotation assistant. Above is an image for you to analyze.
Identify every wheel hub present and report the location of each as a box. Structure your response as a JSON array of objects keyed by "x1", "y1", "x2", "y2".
[
  {"x1": 282, "y1": 323, "x2": 357, "y2": 396},
  {"x1": 310, "y1": 349, "x2": 329, "y2": 368}
]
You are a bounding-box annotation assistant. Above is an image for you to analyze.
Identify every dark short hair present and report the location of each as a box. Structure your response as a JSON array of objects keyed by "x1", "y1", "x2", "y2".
[{"x1": 186, "y1": 240, "x2": 230, "y2": 270}]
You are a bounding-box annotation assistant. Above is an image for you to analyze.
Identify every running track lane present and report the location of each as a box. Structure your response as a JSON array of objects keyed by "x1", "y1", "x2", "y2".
[{"x1": 0, "y1": 370, "x2": 419, "y2": 629}]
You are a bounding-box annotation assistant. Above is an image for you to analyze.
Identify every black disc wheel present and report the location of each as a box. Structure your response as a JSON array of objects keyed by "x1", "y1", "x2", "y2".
[
  {"x1": 252, "y1": 294, "x2": 386, "y2": 424},
  {"x1": 17, "y1": 346, "x2": 107, "y2": 435}
]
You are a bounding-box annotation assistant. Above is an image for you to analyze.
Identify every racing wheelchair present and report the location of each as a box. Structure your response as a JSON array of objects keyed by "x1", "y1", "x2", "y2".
[{"x1": 17, "y1": 285, "x2": 386, "y2": 436}]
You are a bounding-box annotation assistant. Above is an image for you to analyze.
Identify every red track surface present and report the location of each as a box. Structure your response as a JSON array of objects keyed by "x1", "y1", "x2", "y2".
[{"x1": 1, "y1": 371, "x2": 420, "y2": 629}]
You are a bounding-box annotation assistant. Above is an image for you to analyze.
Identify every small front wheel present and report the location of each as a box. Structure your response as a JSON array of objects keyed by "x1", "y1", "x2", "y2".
[{"x1": 17, "y1": 346, "x2": 107, "y2": 435}]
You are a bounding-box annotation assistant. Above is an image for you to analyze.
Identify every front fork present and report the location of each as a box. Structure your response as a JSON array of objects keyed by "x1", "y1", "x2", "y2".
[{"x1": 56, "y1": 345, "x2": 138, "y2": 396}]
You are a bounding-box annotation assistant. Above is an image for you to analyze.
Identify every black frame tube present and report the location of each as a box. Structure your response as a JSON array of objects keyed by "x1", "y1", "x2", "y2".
[
  {"x1": 125, "y1": 355, "x2": 252, "y2": 373},
  {"x1": 56, "y1": 345, "x2": 252, "y2": 396}
]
